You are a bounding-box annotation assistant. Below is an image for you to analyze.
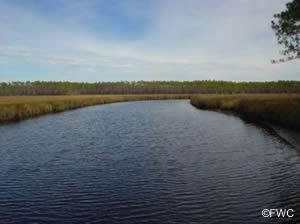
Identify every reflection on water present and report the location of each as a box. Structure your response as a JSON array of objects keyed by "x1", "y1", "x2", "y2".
[{"x1": 0, "y1": 100, "x2": 299, "y2": 224}]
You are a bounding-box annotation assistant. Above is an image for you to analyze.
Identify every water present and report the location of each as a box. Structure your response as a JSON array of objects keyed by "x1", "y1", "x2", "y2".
[{"x1": 0, "y1": 100, "x2": 299, "y2": 224}]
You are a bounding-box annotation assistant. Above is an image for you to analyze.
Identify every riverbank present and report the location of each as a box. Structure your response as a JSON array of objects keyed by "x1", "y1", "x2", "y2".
[
  {"x1": 191, "y1": 94, "x2": 300, "y2": 131},
  {"x1": 2, "y1": 94, "x2": 300, "y2": 132},
  {"x1": 0, "y1": 95, "x2": 190, "y2": 122}
]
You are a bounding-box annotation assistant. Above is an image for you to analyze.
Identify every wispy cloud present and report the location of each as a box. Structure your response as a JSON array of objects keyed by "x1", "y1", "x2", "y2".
[{"x1": 0, "y1": 0, "x2": 299, "y2": 81}]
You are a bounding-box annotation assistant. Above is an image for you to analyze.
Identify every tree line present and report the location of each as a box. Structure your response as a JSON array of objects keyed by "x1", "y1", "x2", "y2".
[{"x1": 0, "y1": 81, "x2": 300, "y2": 96}]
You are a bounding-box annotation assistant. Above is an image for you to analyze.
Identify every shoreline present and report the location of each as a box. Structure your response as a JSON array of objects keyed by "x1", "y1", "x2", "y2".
[
  {"x1": 1, "y1": 94, "x2": 300, "y2": 137},
  {"x1": 0, "y1": 95, "x2": 190, "y2": 123},
  {"x1": 190, "y1": 94, "x2": 300, "y2": 132},
  {"x1": 269, "y1": 125, "x2": 300, "y2": 150}
]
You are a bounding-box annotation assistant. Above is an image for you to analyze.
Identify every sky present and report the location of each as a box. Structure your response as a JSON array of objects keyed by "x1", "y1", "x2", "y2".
[{"x1": 0, "y1": 0, "x2": 299, "y2": 82}]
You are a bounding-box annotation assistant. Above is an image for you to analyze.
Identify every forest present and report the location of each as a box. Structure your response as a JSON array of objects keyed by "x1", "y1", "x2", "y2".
[{"x1": 1, "y1": 80, "x2": 300, "y2": 95}]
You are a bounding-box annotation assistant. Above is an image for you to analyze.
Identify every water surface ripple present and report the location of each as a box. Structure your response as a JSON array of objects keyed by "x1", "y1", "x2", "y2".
[{"x1": 0, "y1": 100, "x2": 300, "y2": 223}]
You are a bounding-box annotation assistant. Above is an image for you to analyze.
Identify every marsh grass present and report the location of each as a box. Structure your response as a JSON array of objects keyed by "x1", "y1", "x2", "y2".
[
  {"x1": 2, "y1": 94, "x2": 300, "y2": 130},
  {"x1": 191, "y1": 94, "x2": 300, "y2": 130},
  {"x1": 0, "y1": 94, "x2": 190, "y2": 122}
]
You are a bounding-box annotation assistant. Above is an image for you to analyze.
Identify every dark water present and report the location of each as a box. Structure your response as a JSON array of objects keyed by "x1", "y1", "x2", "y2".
[{"x1": 0, "y1": 100, "x2": 300, "y2": 224}]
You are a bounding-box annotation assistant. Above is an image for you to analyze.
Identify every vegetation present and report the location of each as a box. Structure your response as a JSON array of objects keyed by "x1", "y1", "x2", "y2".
[
  {"x1": 191, "y1": 94, "x2": 300, "y2": 130},
  {"x1": 1, "y1": 81, "x2": 300, "y2": 130},
  {"x1": 2, "y1": 93, "x2": 300, "y2": 131},
  {"x1": 271, "y1": 0, "x2": 300, "y2": 62},
  {"x1": 1, "y1": 80, "x2": 300, "y2": 95},
  {"x1": 0, "y1": 94, "x2": 190, "y2": 122}
]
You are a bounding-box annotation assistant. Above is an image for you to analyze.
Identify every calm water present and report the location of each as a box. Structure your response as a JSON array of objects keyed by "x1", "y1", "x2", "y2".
[{"x1": 0, "y1": 100, "x2": 300, "y2": 224}]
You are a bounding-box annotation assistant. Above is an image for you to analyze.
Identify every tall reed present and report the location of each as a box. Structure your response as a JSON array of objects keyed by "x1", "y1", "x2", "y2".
[
  {"x1": 0, "y1": 95, "x2": 190, "y2": 122},
  {"x1": 191, "y1": 94, "x2": 300, "y2": 130}
]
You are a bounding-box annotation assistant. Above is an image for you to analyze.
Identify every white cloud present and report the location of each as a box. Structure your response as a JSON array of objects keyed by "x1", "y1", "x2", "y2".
[{"x1": 0, "y1": 0, "x2": 299, "y2": 81}]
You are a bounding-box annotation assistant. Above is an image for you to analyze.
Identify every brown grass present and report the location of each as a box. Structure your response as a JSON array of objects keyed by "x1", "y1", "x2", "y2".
[
  {"x1": 2, "y1": 94, "x2": 300, "y2": 130},
  {"x1": 191, "y1": 94, "x2": 300, "y2": 130},
  {"x1": 0, "y1": 94, "x2": 190, "y2": 122}
]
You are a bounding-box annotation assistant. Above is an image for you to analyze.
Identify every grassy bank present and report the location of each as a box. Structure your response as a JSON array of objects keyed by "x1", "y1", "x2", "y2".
[
  {"x1": 0, "y1": 94, "x2": 190, "y2": 122},
  {"x1": 2, "y1": 94, "x2": 300, "y2": 131},
  {"x1": 191, "y1": 94, "x2": 300, "y2": 131}
]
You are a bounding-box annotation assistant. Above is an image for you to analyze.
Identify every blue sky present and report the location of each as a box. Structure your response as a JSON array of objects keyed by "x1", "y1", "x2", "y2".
[{"x1": 0, "y1": 0, "x2": 299, "y2": 81}]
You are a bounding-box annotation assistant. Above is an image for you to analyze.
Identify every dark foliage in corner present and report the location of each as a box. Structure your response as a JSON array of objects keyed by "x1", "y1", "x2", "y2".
[{"x1": 271, "y1": 0, "x2": 300, "y2": 63}]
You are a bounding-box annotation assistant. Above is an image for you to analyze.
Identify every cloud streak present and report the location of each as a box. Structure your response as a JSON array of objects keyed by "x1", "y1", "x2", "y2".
[{"x1": 0, "y1": 0, "x2": 299, "y2": 81}]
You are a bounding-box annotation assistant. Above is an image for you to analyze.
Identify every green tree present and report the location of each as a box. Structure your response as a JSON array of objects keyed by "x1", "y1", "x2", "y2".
[{"x1": 271, "y1": 0, "x2": 300, "y2": 63}]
